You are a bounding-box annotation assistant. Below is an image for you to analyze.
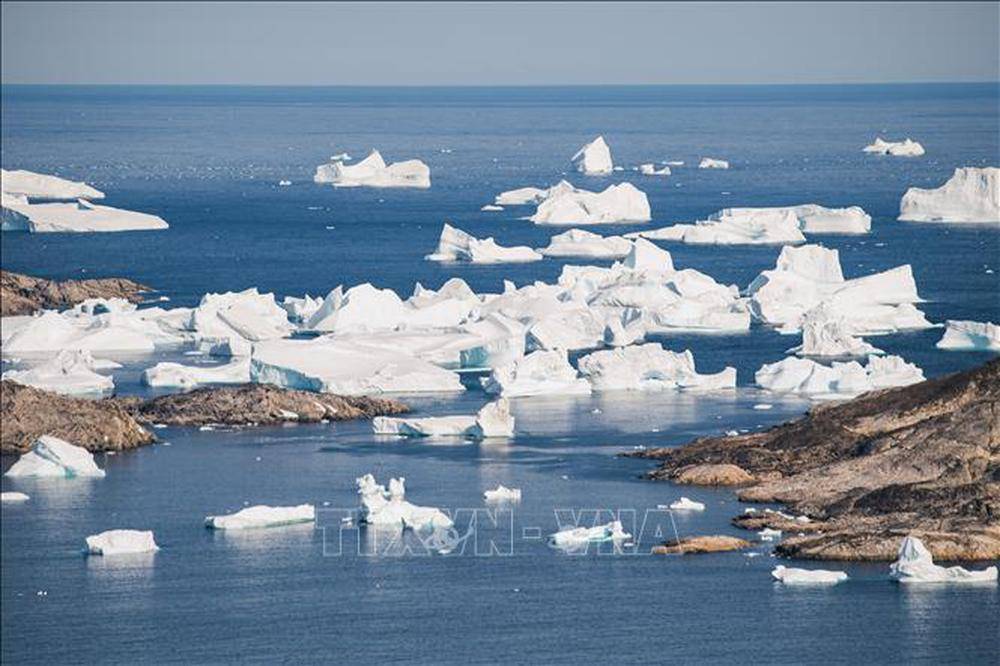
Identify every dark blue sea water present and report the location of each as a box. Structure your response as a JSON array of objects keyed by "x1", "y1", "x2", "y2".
[{"x1": 2, "y1": 84, "x2": 999, "y2": 664}]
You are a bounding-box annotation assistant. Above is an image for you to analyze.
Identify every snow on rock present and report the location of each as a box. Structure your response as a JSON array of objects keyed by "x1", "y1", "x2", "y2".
[
  {"x1": 889, "y1": 536, "x2": 997, "y2": 584},
  {"x1": 356, "y1": 474, "x2": 453, "y2": 531},
  {"x1": 85, "y1": 530, "x2": 158, "y2": 556},
  {"x1": 373, "y1": 398, "x2": 514, "y2": 438},
  {"x1": 936, "y1": 320, "x2": 1000, "y2": 351},
  {"x1": 771, "y1": 565, "x2": 847, "y2": 585},
  {"x1": 638, "y1": 164, "x2": 671, "y2": 176},
  {"x1": 572, "y1": 136, "x2": 614, "y2": 175},
  {"x1": 2, "y1": 349, "x2": 115, "y2": 395},
  {"x1": 1, "y1": 492, "x2": 30, "y2": 502},
  {"x1": 141, "y1": 356, "x2": 250, "y2": 389},
  {"x1": 1, "y1": 169, "x2": 104, "y2": 200},
  {"x1": 668, "y1": 497, "x2": 706, "y2": 511},
  {"x1": 1, "y1": 197, "x2": 169, "y2": 233},
  {"x1": 484, "y1": 485, "x2": 522, "y2": 502},
  {"x1": 4, "y1": 435, "x2": 106, "y2": 479},
  {"x1": 578, "y1": 343, "x2": 736, "y2": 392},
  {"x1": 755, "y1": 354, "x2": 925, "y2": 398},
  {"x1": 698, "y1": 158, "x2": 729, "y2": 169},
  {"x1": 528, "y1": 182, "x2": 651, "y2": 226},
  {"x1": 788, "y1": 303, "x2": 883, "y2": 357},
  {"x1": 205, "y1": 504, "x2": 316, "y2": 530},
  {"x1": 426, "y1": 223, "x2": 542, "y2": 263},
  {"x1": 482, "y1": 350, "x2": 591, "y2": 398},
  {"x1": 629, "y1": 208, "x2": 805, "y2": 245},
  {"x1": 711, "y1": 204, "x2": 871, "y2": 235},
  {"x1": 863, "y1": 137, "x2": 925, "y2": 157},
  {"x1": 539, "y1": 228, "x2": 633, "y2": 259},
  {"x1": 313, "y1": 149, "x2": 430, "y2": 189},
  {"x1": 550, "y1": 520, "x2": 631, "y2": 548},
  {"x1": 898, "y1": 167, "x2": 999, "y2": 223}
]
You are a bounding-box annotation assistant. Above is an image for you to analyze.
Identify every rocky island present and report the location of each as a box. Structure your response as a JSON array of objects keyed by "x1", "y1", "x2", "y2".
[{"x1": 1, "y1": 270, "x2": 151, "y2": 315}]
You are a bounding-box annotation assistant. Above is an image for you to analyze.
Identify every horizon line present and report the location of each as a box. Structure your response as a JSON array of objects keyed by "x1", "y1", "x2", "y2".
[{"x1": 3, "y1": 80, "x2": 999, "y2": 88}]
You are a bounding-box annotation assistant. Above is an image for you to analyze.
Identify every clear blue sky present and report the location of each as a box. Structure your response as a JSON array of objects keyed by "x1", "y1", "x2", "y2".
[{"x1": 2, "y1": 1, "x2": 998, "y2": 85}]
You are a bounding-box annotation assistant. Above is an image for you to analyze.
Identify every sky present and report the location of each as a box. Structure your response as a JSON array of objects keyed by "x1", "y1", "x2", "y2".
[{"x1": 2, "y1": 1, "x2": 998, "y2": 85}]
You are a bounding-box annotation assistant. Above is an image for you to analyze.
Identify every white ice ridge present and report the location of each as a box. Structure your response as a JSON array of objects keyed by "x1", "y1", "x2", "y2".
[
  {"x1": 708, "y1": 204, "x2": 871, "y2": 235},
  {"x1": 142, "y1": 356, "x2": 250, "y2": 389},
  {"x1": 787, "y1": 303, "x2": 883, "y2": 358},
  {"x1": 577, "y1": 343, "x2": 736, "y2": 392},
  {"x1": 550, "y1": 520, "x2": 631, "y2": 548},
  {"x1": 936, "y1": 320, "x2": 1000, "y2": 351},
  {"x1": 771, "y1": 565, "x2": 848, "y2": 585},
  {"x1": 863, "y1": 137, "x2": 925, "y2": 157},
  {"x1": 1, "y1": 169, "x2": 104, "y2": 200},
  {"x1": 1, "y1": 492, "x2": 30, "y2": 502},
  {"x1": 484, "y1": 485, "x2": 522, "y2": 502},
  {"x1": 86, "y1": 530, "x2": 159, "y2": 556},
  {"x1": 481, "y1": 350, "x2": 591, "y2": 398},
  {"x1": 188, "y1": 288, "x2": 295, "y2": 356},
  {"x1": 889, "y1": 536, "x2": 997, "y2": 584},
  {"x1": 539, "y1": 228, "x2": 633, "y2": 259},
  {"x1": 898, "y1": 167, "x2": 999, "y2": 223},
  {"x1": 638, "y1": 164, "x2": 671, "y2": 176},
  {"x1": 572, "y1": 136, "x2": 614, "y2": 175},
  {"x1": 627, "y1": 208, "x2": 806, "y2": 245},
  {"x1": 668, "y1": 497, "x2": 706, "y2": 511},
  {"x1": 755, "y1": 354, "x2": 924, "y2": 398},
  {"x1": 4, "y1": 435, "x2": 106, "y2": 479},
  {"x1": 698, "y1": 158, "x2": 729, "y2": 169},
  {"x1": 313, "y1": 149, "x2": 430, "y2": 189},
  {"x1": 747, "y1": 244, "x2": 933, "y2": 335},
  {"x1": 373, "y1": 398, "x2": 515, "y2": 438},
  {"x1": 1, "y1": 195, "x2": 169, "y2": 233},
  {"x1": 356, "y1": 474, "x2": 453, "y2": 531},
  {"x1": 2, "y1": 349, "x2": 116, "y2": 395},
  {"x1": 205, "y1": 504, "x2": 316, "y2": 530},
  {"x1": 426, "y1": 223, "x2": 542, "y2": 263},
  {"x1": 529, "y1": 182, "x2": 651, "y2": 226}
]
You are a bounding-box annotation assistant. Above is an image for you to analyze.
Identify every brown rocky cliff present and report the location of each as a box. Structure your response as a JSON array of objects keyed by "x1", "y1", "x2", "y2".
[{"x1": 1, "y1": 270, "x2": 151, "y2": 315}]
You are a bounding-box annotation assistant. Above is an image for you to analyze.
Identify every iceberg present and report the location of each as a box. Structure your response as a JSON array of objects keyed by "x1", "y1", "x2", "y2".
[
  {"x1": 205, "y1": 504, "x2": 316, "y2": 530},
  {"x1": 528, "y1": 182, "x2": 651, "y2": 226},
  {"x1": 356, "y1": 474, "x2": 453, "y2": 530},
  {"x1": 936, "y1": 320, "x2": 1000, "y2": 351},
  {"x1": 481, "y1": 350, "x2": 591, "y2": 398},
  {"x1": 1, "y1": 492, "x2": 30, "y2": 502},
  {"x1": 85, "y1": 530, "x2": 159, "y2": 556},
  {"x1": 2, "y1": 196, "x2": 169, "y2": 233},
  {"x1": 495, "y1": 186, "x2": 551, "y2": 206},
  {"x1": 481, "y1": 204, "x2": 504, "y2": 212},
  {"x1": 698, "y1": 158, "x2": 729, "y2": 169},
  {"x1": 572, "y1": 136, "x2": 613, "y2": 175},
  {"x1": 1, "y1": 307, "x2": 184, "y2": 356},
  {"x1": 2, "y1": 349, "x2": 115, "y2": 395},
  {"x1": 141, "y1": 356, "x2": 251, "y2": 389},
  {"x1": 483, "y1": 485, "x2": 522, "y2": 502},
  {"x1": 889, "y1": 536, "x2": 998, "y2": 584},
  {"x1": 578, "y1": 344, "x2": 736, "y2": 392},
  {"x1": 4, "y1": 435, "x2": 106, "y2": 479},
  {"x1": 539, "y1": 228, "x2": 633, "y2": 259},
  {"x1": 280, "y1": 294, "x2": 324, "y2": 323},
  {"x1": 526, "y1": 306, "x2": 608, "y2": 352},
  {"x1": 629, "y1": 208, "x2": 805, "y2": 245},
  {"x1": 711, "y1": 204, "x2": 871, "y2": 235},
  {"x1": 313, "y1": 149, "x2": 430, "y2": 189},
  {"x1": 550, "y1": 520, "x2": 631, "y2": 548},
  {"x1": 189, "y1": 288, "x2": 294, "y2": 355},
  {"x1": 788, "y1": 303, "x2": 883, "y2": 357},
  {"x1": 638, "y1": 163, "x2": 671, "y2": 176},
  {"x1": 771, "y1": 565, "x2": 847, "y2": 585},
  {"x1": 898, "y1": 167, "x2": 999, "y2": 223},
  {"x1": 1, "y1": 169, "x2": 105, "y2": 200},
  {"x1": 426, "y1": 223, "x2": 542, "y2": 263},
  {"x1": 373, "y1": 398, "x2": 514, "y2": 438},
  {"x1": 863, "y1": 137, "x2": 925, "y2": 157},
  {"x1": 755, "y1": 354, "x2": 924, "y2": 398},
  {"x1": 668, "y1": 497, "x2": 706, "y2": 511}
]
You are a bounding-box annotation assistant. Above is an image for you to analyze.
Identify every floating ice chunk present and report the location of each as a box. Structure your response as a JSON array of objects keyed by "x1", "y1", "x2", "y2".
[
  {"x1": 373, "y1": 398, "x2": 514, "y2": 438},
  {"x1": 1, "y1": 169, "x2": 104, "y2": 200},
  {"x1": 539, "y1": 228, "x2": 633, "y2": 259},
  {"x1": 759, "y1": 528, "x2": 782, "y2": 541},
  {"x1": 889, "y1": 536, "x2": 998, "y2": 584},
  {"x1": 495, "y1": 186, "x2": 551, "y2": 206},
  {"x1": 712, "y1": 204, "x2": 871, "y2": 235},
  {"x1": 2, "y1": 197, "x2": 169, "y2": 233},
  {"x1": 578, "y1": 343, "x2": 736, "y2": 392},
  {"x1": 1, "y1": 492, "x2": 29, "y2": 502},
  {"x1": 527, "y1": 307, "x2": 608, "y2": 352},
  {"x1": 669, "y1": 497, "x2": 706, "y2": 511},
  {"x1": 550, "y1": 520, "x2": 631, "y2": 548},
  {"x1": 630, "y1": 209, "x2": 804, "y2": 245},
  {"x1": 572, "y1": 136, "x2": 614, "y2": 175},
  {"x1": 698, "y1": 158, "x2": 729, "y2": 169},
  {"x1": 2, "y1": 349, "x2": 114, "y2": 395},
  {"x1": 426, "y1": 223, "x2": 542, "y2": 263},
  {"x1": 85, "y1": 530, "x2": 159, "y2": 555},
  {"x1": 529, "y1": 183, "x2": 651, "y2": 226},
  {"x1": 278, "y1": 180, "x2": 291, "y2": 186},
  {"x1": 305, "y1": 283, "x2": 405, "y2": 334},
  {"x1": 356, "y1": 474, "x2": 453, "y2": 530},
  {"x1": 481, "y1": 204, "x2": 504, "y2": 212},
  {"x1": 638, "y1": 163, "x2": 671, "y2": 176},
  {"x1": 936, "y1": 320, "x2": 1000, "y2": 351},
  {"x1": 4, "y1": 435, "x2": 106, "y2": 479},
  {"x1": 755, "y1": 354, "x2": 924, "y2": 398},
  {"x1": 313, "y1": 149, "x2": 430, "y2": 188},
  {"x1": 205, "y1": 504, "x2": 316, "y2": 530},
  {"x1": 863, "y1": 137, "x2": 925, "y2": 157},
  {"x1": 484, "y1": 485, "x2": 522, "y2": 502},
  {"x1": 280, "y1": 294, "x2": 324, "y2": 323},
  {"x1": 482, "y1": 350, "x2": 591, "y2": 398},
  {"x1": 788, "y1": 303, "x2": 883, "y2": 357},
  {"x1": 141, "y1": 356, "x2": 250, "y2": 389},
  {"x1": 771, "y1": 565, "x2": 847, "y2": 585},
  {"x1": 330, "y1": 152, "x2": 351, "y2": 161},
  {"x1": 898, "y1": 167, "x2": 999, "y2": 223},
  {"x1": 189, "y1": 288, "x2": 293, "y2": 355}
]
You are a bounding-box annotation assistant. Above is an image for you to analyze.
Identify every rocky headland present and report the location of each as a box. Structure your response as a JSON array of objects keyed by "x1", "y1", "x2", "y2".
[{"x1": 1, "y1": 270, "x2": 151, "y2": 315}]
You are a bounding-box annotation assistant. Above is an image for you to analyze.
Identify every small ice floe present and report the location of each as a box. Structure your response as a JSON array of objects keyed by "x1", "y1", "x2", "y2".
[
  {"x1": 1, "y1": 492, "x2": 30, "y2": 502},
  {"x1": 771, "y1": 565, "x2": 847, "y2": 585},
  {"x1": 698, "y1": 158, "x2": 729, "y2": 169},
  {"x1": 330, "y1": 152, "x2": 351, "y2": 161},
  {"x1": 205, "y1": 504, "x2": 316, "y2": 530},
  {"x1": 314, "y1": 150, "x2": 430, "y2": 189},
  {"x1": 899, "y1": 167, "x2": 998, "y2": 223},
  {"x1": 753, "y1": 404, "x2": 773, "y2": 410},
  {"x1": 141, "y1": 356, "x2": 250, "y2": 389},
  {"x1": 572, "y1": 136, "x2": 613, "y2": 175},
  {"x1": 373, "y1": 398, "x2": 514, "y2": 439},
  {"x1": 85, "y1": 530, "x2": 159, "y2": 556},
  {"x1": 863, "y1": 137, "x2": 924, "y2": 157},
  {"x1": 483, "y1": 485, "x2": 522, "y2": 502},
  {"x1": 278, "y1": 180, "x2": 292, "y2": 186},
  {"x1": 425, "y1": 223, "x2": 542, "y2": 264},
  {"x1": 4, "y1": 436, "x2": 105, "y2": 479},
  {"x1": 889, "y1": 536, "x2": 998, "y2": 584},
  {"x1": 630, "y1": 208, "x2": 804, "y2": 245},
  {"x1": 481, "y1": 204, "x2": 504, "y2": 212},
  {"x1": 759, "y1": 528, "x2": 782, "y2": 542},
  {"x1": 198, "y1": 425, "x2": 215, "y2": 432},
  {"x1": 668, "y1": 497, "x2": 705, "y2": 511},
  {"x1": 755, "y1": 355, "x2": 924, "y2": 399},
  {"x1": 356, "y1": 474, "x2": 452, "y2": 531},
  {"x1": 935, "y1": 320, "x2": 1000, "y2": 351},
  {"x1": 539, "y1": 228, "x2": 632, "y2": 259},
  {"x1": 549, "y1": 520, "x2": 631, "y2": 548},
  {"x1": 638, "y1": 163, "x2": 671, "y2": 176}
]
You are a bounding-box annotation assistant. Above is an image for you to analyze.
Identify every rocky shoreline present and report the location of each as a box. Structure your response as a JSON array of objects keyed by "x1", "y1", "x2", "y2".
[
  {"x1": 0, "y1": 270, "x2": 151, "y2": 316},
  {"x1": 631, "y1": 359, "x2": 1000, "y2": 561}
]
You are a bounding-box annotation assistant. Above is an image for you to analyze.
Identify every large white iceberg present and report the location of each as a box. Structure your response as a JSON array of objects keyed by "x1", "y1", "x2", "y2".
[
  {"x1": 1, "y1": 169, "x2": 104, "y2": 200},
  {"x1": 863, "y1": 137, "x2": 925, "y2": 157},
  {"x1": 572, "y1": 136, "x2": 613, "y2": 175},
  {"x1": 898, "y1": 167, "x2": 999, "y2": 223},
  {"x1": 373, "y1": 398, "x2": 514, "y2": 438},
  {"x1": 936, "y1": 320, "x2": 1000, "y2": 351},
  {"x1": 550, "y1": 520, "x2": 631, "y2": 548},
  {"x1": 356, "y1": 474, "x2": 453, "y2": 531},
  {"x1": 1, "y1": 307, "x2": 185, "y2": 357},
  {"x1": 481, "y1": 350, "x2": 591, "y2": 398},
  {"x1": 889, "y1": 536, "x2": 997, "y2": 584},
  {"x1": 426, "y1": 224, "x2": 542, "y2": 263},
  {"x1": 771, "y1": 565, "x2": 847, "y2": 585},
  {"x1": 528, "y1": 182, "x2": 651, "y2": 226},
  {"x1": 577, "y1": 343, "x2": 736, "y2": 392},
  {"x1": 205, "y1": 504, "x2": 316, "y2": 530},
  {"x1": 2, "y1": 349, "x2": 115, "y2": 395},
  {"x1": 698, "y1": 158, "x2": 729, "y2": 169},
  {"x1": 629, "y1": 208, "x2": 805, "y2": 245},
  {"x1": 4, "y1": 435, "x2": 106, "y2": 479},
  {"x1": 141, "y1": 356, "x2": 250, "y2": 388},
  {"x1": 788, "y1": 303, "x2": 883, "y2": 357},
  {"x1": 711, "y1": 204, "x2": 871, "y2": 235},
  {"x1": 314, "y1": 150, "x2": 430, "y2": 188},
  {"x1": 86, "y1": 530, "x2": 159, "y2": 556},
  {"x1": 188, "y1": 288, "x2": 294, "y2": 356},
  {"x1": 539, "y1": 228, "x2": 633, "y2": 259},
  {"x1": 2, "y1": 196, "x2": 169, "y2": 233},
  {"x1": 755, "y1": 354, "x2": 924, "y2": 398}
]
